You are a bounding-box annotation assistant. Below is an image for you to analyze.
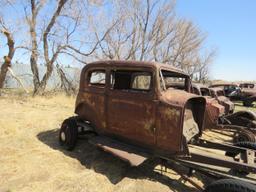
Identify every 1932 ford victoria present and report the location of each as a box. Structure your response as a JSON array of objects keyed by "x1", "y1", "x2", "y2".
[
  {"x1": 59, "y1": 60, "x2": 256, "y2": 191},
  {"x1": 61, "y1": 60, "x2": 205, "y2": 153}
]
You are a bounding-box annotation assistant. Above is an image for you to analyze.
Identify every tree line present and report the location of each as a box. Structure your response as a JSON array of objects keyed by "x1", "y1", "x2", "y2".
[{"x1": 0, "y1": 0, "x2": 215, "y2": 95}]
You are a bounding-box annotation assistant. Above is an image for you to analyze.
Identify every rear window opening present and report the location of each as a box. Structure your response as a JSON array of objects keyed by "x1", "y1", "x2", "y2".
[
  {"x1": 111, "y1": 70, "x2": 152, "y2": 92},
  {"x1": 200, "y1": 88, "x2": 211, "y2": 96},
  {"x1": 240, "y1": 84, "x2": 255, "y2": 89},
  {"x1": 217, "y1": 90, "x2": 225, "y2": 96},
  {"x1": 88, "y1": 70, "x2": 106, "y2": 87}
]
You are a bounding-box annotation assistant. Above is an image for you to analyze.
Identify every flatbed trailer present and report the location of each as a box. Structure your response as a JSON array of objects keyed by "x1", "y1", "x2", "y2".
[{"x1": 88, "y1": 135, "x2": 256, "y2": 190}]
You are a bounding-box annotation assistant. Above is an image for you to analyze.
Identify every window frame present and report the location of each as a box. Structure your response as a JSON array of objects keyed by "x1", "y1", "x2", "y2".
[
  {"x1": 109, "y1": 68, "x2": 154, "y2": 94},
  {"x1": 159, "y1": 68, "x2": 190, "y2": 92},
  {"x1": 87, "y1": 69, "x2": 106, "y2": 88}
]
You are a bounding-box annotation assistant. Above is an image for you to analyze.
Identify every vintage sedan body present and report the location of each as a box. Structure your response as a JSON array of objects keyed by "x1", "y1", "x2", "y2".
[{"x1": 74, "y1": 60, "x2": 205, "y2": 156}]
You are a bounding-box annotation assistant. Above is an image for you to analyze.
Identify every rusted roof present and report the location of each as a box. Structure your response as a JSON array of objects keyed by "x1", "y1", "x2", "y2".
[
  {"x1": 209, "y1": 87, "x2": 223, "y2": 92},
  {"x1": 192, "y1": 83, "x2": 208, "y2": 89},
  {"x1": 209, "y1": 82, "x2": 240, "y2": 87},
  {"x1": 86, "y1": 60, "x2": 188, "y2": 76}
]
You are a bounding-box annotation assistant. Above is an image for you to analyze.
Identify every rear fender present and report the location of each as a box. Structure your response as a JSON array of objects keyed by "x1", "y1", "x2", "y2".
[{"x1": 75, "y1": 102, "x2": 101, "y2": 132}]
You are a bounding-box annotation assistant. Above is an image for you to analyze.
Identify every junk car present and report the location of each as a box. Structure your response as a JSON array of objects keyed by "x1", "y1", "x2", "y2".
[
  {"x1": 191, "y1": 84, "x2": 256, "y2": 142},
  {"x1": 210, "y1": 83, "x2": 256, "y2": 107},
  {"x1": 60, "y1": 60, "x2": 256, "y2": 191},
  {"x1": 209, "y1": 87, "x2": 235, "y2": 114}
]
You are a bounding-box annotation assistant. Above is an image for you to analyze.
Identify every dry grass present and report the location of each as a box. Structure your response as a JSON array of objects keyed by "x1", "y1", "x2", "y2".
[
  {"x1": 234, "y1": 101, "x2": 256, "y2": 113},
  {"x1": 0, "y1": 94, "x2": 200, "y2": 192},
  {"x1": 0, "y1": 94, "x2": 255, "y2": 192}
]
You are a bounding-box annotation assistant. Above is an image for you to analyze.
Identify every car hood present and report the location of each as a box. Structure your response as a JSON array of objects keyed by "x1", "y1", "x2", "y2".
[{"x1": 160, "y1": 89, "x2": 206, "y2": 107}]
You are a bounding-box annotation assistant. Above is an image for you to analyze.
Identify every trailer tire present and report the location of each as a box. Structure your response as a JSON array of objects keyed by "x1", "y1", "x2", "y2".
[
  {"x1": 243, "y1": 100, "x2": 253, "y2": 107},
  {"x1": 235, "y1": 141, "x2": 256, "y2": 149},
  {"x1": 233, "y1": 129, "x2": 256, "y2": 143},
  {"x1": 226, "y1": 141, "x2": 256, "y2": 157},
  {"x1": 204, "y1": 179, "x2": 256, "y2": 192},
  {"x1": 59, "y1": 117, "x2": 78, "y2": 151}
]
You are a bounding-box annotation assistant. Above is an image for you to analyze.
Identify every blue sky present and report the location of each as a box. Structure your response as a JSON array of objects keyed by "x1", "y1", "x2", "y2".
[
  {"x1": 176, "y1": 0, "x2": 256, "y2": 81},
  {"x1": 1, "y1": 1, "x2": 255, "y2": 81}
]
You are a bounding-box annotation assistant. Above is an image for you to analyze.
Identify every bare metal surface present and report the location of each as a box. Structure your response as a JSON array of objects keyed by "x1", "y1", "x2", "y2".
[{"x1": 89, "y1": 136, "x2": 148, "y2": 166}]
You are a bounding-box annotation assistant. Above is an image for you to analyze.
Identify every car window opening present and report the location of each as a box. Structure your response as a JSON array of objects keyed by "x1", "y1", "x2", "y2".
[{"x1": 111, "y1": 70, "x2": 152, "y2": 92}]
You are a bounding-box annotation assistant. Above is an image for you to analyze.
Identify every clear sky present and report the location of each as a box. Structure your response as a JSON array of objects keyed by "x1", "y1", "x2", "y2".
[
  {"x1": 1, "y1": 1, "x2": 255, "y2": 81},
  {"x1": 176, "y1": 0, "x2": 256, "y2": 81}
]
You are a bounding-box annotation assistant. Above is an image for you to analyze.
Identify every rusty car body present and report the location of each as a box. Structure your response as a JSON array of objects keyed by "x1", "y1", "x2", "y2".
[
  {"x1": 191, "y1": 84, "x2": 225, "y2": 128},
  {"x1": 239, "y1": 83, "x2": 256, "y2": 107},
  {"x1": 209, "y1": 87, "x2": 235, "y2": 114},
  {"x1": 59, "y1": 60, "x2": 256, "y2": 190},
  {"x1": 74, "y1": 60, "x2": 204, "y2": 155}
]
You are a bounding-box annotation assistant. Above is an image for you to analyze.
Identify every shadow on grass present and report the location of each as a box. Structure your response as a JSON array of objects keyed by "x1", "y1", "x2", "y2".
[
  {"x1": 37, "y1": 129, "x2": 199, "y2": 192},
  {"x1": 234, "y1": 102, "x2": 256, "y2": 110}
]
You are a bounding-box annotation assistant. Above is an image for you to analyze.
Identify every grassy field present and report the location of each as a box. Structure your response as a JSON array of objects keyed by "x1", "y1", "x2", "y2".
[
  {"x1": 0, "y1": 94, "x2": 255, "y2": 192},
  {"x1": 234, "y1": 101, "x2": 256, "y2": 113}
]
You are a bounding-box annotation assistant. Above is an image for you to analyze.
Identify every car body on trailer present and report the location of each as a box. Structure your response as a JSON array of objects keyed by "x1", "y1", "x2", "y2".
[{"x1": 60, "y1": 60, "x2": 256, "y2": 191}]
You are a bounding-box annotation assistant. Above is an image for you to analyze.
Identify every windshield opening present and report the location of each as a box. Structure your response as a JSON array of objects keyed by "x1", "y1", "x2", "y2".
[{"x1": 160, "y1": 70, "x2": 189, "y2": 92}]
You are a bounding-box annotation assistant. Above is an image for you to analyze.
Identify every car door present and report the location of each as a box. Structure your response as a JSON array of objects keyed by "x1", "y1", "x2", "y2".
[
  {"x1": 82, "y1": 68, "x2": 107, "y2": 131},
  {"x1": 106, "y1": 69, "x2": 156, "y2": 147}
]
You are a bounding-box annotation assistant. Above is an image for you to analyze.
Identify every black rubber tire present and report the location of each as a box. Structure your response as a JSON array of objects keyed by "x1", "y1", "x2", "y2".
[
  {"x1": 235, "y1": 141, "x2": 256, "y2": 149},
  {"x1": 226, "y1": 141, "x2": 256, "y2": 157},
  {"x1": 233, "y1": 130, "x2": 256, "y2": 143},
  {"x1": 59, "y1": 117, "x2": 78, "y2": 150},
  {"x1": 243, "y1": 100, "x2": 253, "y2": 107},
  {"x1": 225, "y1": 141, "x2": 256, "y2": 175},
  {"x1": 204, "y1": 179, "x2": 256, "y2": 192}
]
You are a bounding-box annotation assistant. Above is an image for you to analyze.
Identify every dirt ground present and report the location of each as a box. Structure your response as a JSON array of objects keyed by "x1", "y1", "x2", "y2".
[{"x1": 0, "y1": 94, "x2": 255, "y2": 192}]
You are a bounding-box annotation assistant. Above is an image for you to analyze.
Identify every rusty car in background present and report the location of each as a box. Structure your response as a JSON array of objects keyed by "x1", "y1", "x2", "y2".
[
  {"x1": 210, "y1": 83, "x2": 256, "y2": 107},
  {"x1": 192, "y1": 83, "x2": 256, "y2": 143},
  {"x1": 240, "y1": 83, "x2": 256, "y2": 89},
  {"x1": 239, "y1": 83, "x2": 256, "y2": 107},
  {"x1": 209, "y1": 87, "x2": 234, "y2": 114},
  {"x1": 59, "y1": 60, "x2": 256, "y2": 191}
]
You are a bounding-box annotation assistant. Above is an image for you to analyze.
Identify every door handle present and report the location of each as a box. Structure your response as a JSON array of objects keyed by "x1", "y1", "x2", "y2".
[{"x1": 150, "y1": 126, "x2": 156, "y2": 133}]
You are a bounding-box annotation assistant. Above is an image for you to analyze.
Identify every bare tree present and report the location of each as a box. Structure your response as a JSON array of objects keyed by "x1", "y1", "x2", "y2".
[
  {"x1": 24, "y1": 0, "x2": 118, "y2": 95},
  {"x1": 93, "y1": 0, "x2": 214, "y2": 79},
  {"x1": 0, "y1": 19, "x2": 15, "y2": 88},
  {"x1": 25, "y1": 0, "x2": 45, "y2": 93}
]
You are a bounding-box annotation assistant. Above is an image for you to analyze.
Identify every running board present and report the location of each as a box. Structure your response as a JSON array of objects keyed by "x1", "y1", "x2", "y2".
[{"x1": 89, "y1": 136, "x2": 148, "y2": 166}]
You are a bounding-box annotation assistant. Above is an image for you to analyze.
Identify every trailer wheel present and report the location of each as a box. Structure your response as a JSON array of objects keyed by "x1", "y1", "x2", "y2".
[
  {"x1": 204, "y1": 179, "x2": 256, "y2": 192},
  {"x1": 226, "y1": 141, "x2": 256, "y2": 175},
  {"x1": 233, "y1": 129, "x2": 256, "y2": 143},
  {"x1": 59, "y1": 117, "x2": 78, "y2": 150},
  {"x1": 226, "y1": 141, "x2": 256, "y2": 157},
  {"x1": 243, "y1": 100, "x2": 253, "y2": 107},
  {"x1": 235, "y1": 141, "x2": 256, "y2": 149}
]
